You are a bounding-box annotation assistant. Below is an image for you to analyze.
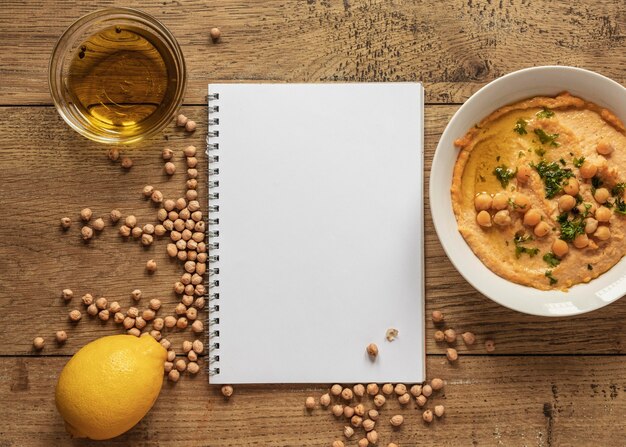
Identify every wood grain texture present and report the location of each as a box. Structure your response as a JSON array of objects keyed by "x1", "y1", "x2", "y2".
[
  {"x1": 0, "y1": 0, "x2": 624, "y2": 105},
  {"x1": 1, "y1": 356, "x2": 625, "y2": 446},
  {"x1": 2, "y1": 105, "x2": 626, "y2": 357}
]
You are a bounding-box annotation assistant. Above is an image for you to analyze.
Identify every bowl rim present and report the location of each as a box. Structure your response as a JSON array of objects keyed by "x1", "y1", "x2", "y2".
[
  {"x1": 48, "y1": 7, "x2": 187, "y2": 145},
  {"x1": 429, "y1": 65, "x2": 626, "y2": 317}
]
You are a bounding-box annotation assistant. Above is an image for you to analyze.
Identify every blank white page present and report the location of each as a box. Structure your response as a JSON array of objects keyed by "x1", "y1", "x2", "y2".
[{"x1": 208, "y1": 83, "x2": 424, "y2": 383}]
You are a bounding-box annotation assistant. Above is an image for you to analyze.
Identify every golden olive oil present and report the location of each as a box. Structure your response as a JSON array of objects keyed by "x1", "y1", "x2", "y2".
[{"x1": 67, "y1": 25, "x2": 179, "y2": 139}]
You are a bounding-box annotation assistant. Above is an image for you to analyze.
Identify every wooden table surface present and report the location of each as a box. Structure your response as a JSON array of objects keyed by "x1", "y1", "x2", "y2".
[{"x1": 1, "y1": 1, "x2": 625, "y2": 446}]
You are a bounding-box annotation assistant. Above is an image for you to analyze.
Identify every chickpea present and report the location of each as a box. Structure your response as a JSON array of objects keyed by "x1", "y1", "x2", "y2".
[
  {"x1": 512, "y1": 194, "x2": 530, "y2": 211},
  {"x1": 552, "y1": 239, "x2": 569, "y2": 257},
  {"x1": 55, "y1": 331, "x2": 68, "y2": 344},
  {"x1": 366, "y1": 343, "x2": 378, "y2": 358},
  {"x1": 446, "y1": 347, "x2": 458, "y2": 362},
  {"x1": 177, "y1": 317, "x2": 188, "y2": 329},
  {"x1": 110, "y1": 209, "x2": 122, "y2": 223},
  {"x1": 320, "y1": 393, "x2": 331, "y2": 407},
  {"x1": 422, "y1": 409, "x2": 434, "y2": 423},
  {"x1": 431, "y1": 378, "x2": 444, "y2": 390},
  {"x1": 185, "y1": 120, "x2": 197, "y2": 133},
  {"x1": 186, "y1": 189, "x2": 199, "y2": 201},
  {"x1": 595, "y1": 206, "x2": 612, "y2": 223},
  {"x1": 491, "y1": 192, "x2": 508, "y2": 210},
  {"x1": 80, "y1": 208, "x2": 92, "y2": 221},
  {"x1": 210, "y1": 27, "x2": 221, "y2": 41},
  {"x1": 476, "y1": 210, "x2": 492, "y2": 227},
  {"x1": 474, "y1": 193, "x2": 492, "y2": 211},
  {"x1": 60, "y1": 217, "x2": 71, "y2": 229},
  {"x1": 120, "y1": 157, "x2": 133, "y2": 169},
  {"x1": 431, "y1": 310, "x2": 444, "y2": 323},
  {"x1": 516, "y1": 165, "x2": 532, "y2": 183},
  {"x1": 143, "y1": 185, "x2": 155, "y2": 198},
  {"x1": 410, "y1": 384, "x2": 422, "y2": 397},
  {"x1": 579, "y1": 161, "x2": 598, "y2": 179},
  {"x1": 443, "y1": 328, "x2": 456, "y2": 343},
  {"x1": 69, "y1": 309, "x2": 82, "y2": 322},
  {"x1": 167, "y1": 369, "x2": 180, "y2": 382},
  {"x1": 493, "y1": 210, "x2": 511, "y2": 226},
  {"x1": 563, "y1": 177, "x2": 579, "y2": 196},
  {"x1": 373, "y1": 394, "x2": 386, "y2": 408},
  {"x1": 33, "y1": 337, "x2": 45, "y2": 350},
  {"x1": 351, "y1": 415, "x2": 362, "y2": 427},
  {"x1": 191, "y1": 320, "x2": 204, "y2": 333},
  {"x1": 534, "y1": 221, "x2": 551, "y2": 238},
  {"x1": 394, "y1": 383, "x2": 407, "y2": 396},
  {"x1": 594, "y1": 226, "x2": 611, "y2": 241},
  {"x1": 331, "y1": 404, "x2": 343, "y2": 417},
  {"x1": 573, "y1": 233, "x2": 589, "y2": 249},
  {"x1": 434, "y1": 330, "x2": 445, "y2": 342},
  {"x1": 81, "y1": 226, "x2": 93, "y2": 241},
  {"x1": 151, "y1": 190, "x2": 164, "y2": 204},
  {"x1": 584, "y1": 218, "x2": 598, "y2": 234},
  {"x1": 119, "y1": 225, "x2": 131, "y2": 237},
  {"x1": 187, "y1": 362, "x2": 200, "y2": 374},
  {"x1": 344, "y1": 406, "x2": 355, "y2": 418},
  {"x1": 422, "y1": 384, "x2": 433, "y2": 397},
  {"x1": 164, "y1": 162, "x2": 176, "y2": 175},
  {"x1": 416, "y1": 395, "x2": 427, "y2": 407},
  {"x1": 461, "y1": 331, "x2": 476, "y2": 345},
  {"x1": 558, "y1": 194, "x2": 576, "y2": 212},
  {"x1": 343, "y1": 426, "x2": 354, "y2": 439},
  {"x1": 594, "y1": 187, "x2": 610, "y2": 204},
  {"x1": 304, "y1": 396, "x2": 316, "y2": 410},
  {"x1": 146, "y1": 259, "x2": 157, "y2": 272},
  {"x1": 522, "y1": 209, "x2": 540, "y2": 226},
  {"x1": 434, "y1": 405, "x2": 446, "y2": 417},
  {"x1": 87, "y1": 304, "x2": 98, "y2": 316},
  {"x1": 596, "y1": 141, "x2": 614, "y2": 155}
]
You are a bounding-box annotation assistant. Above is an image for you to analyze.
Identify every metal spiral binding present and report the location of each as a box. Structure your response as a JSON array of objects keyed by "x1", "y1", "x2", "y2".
[{"x1": 207, "y1": 92, "x2": 221, "y2": 377}]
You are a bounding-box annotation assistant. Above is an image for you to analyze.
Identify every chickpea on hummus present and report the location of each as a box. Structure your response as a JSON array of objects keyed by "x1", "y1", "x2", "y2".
[{"x1": 451, "y1": 93, "x2": 626, "y2": 290}]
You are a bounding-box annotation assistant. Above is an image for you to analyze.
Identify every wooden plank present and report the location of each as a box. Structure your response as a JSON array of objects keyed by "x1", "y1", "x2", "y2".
[
  {"x1": 1, "y1": 0, "x2": 624, "y2": 105},
  {"x1": 1, "y1": 105, "x2": 626, "y2": 356},
  {"x1": 1, "y1": 355, "x2": 625, "y2": 446}
]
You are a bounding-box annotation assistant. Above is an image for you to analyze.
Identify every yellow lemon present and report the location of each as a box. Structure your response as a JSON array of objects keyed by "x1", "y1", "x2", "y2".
[{"x1": 55, "y1": 334, "x2": 167, "y2": 440}]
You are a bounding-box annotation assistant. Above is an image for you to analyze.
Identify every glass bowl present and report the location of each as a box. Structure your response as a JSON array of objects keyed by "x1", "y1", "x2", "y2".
[{"x1": 49, "y1": 8, "x2": 186, "y2": 145}]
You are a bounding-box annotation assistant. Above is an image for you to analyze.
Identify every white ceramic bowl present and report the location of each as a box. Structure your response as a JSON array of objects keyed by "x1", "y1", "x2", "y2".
[{"x1": 430, "y1": 66, "x2": 626, "y2": 316}]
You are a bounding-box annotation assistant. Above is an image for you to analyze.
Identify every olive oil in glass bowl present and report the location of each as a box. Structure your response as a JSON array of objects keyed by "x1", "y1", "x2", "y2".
[{"x1": 49, "y1": 8, "x2": 186, "y2": 144}]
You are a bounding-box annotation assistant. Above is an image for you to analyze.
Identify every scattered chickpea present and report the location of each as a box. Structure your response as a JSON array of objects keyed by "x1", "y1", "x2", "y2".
[
  {"x1": 357, "y1": 439, "x2": 368, "y2": 447},
  {"x1": 186, "y1": 189, "x2": 199, "y2": 201},
  {"x1": 153, "y1": 317, "x2": 164, "y2": 331},
  {"x1": 558, "y1": 194, "x2": 576, "y2": 212},
  {"x1": 596, "y1": 141, "x2": 614, "y2": 155},
  {"x1": 210, "y1": 27, "x2": 221, "y2": 41},
  {"x1": 410, "y1": 384, "x2": 422, "y2": 397},
  {"x1": 462, "y1": 331, "x2": 476, "y2": 345},
  {"x1": 354, "y1": 403, "x2": 365, "y2": 416},
  {"x1": 485, "y1": 339, "x2": 496, "y2": 352},
  {"x1": 132, "y1": 226, "x2": 143, "y2": 238},
  {"x1": 552, "y1": 239, "x2": 569, "y2": 257},
  {"x1": 33, "y1": 337, "x2": 45, "y2": 350},
  {"x1": 114, "y1": 312, "x2": 125, "y2": 324},
  {"x1": 175, "y1": 359, "x2": 187, "y2": 372},
  {"x1": 382, "y1": 383, "x2": 394, "y2": 395},
  {"x1": 341, "y1": 387, "x2": 354, "y2": 401},
  {"x1": 332, "y1": 442, "x2": 344, "y2": 447},
  {"x1": 92, "y1": 218, "x2": 105, "y2": 231},
  {"x1": 187, "y1": 362, "x2": 200, "y2": 374},
  {"x1": 320, "y1": 393, "x2": 331, "y2": 407},
  {"x1": 435, "y1": 405, "x2": 445, "y2": 417},
  {"x1": 108, "y1": 148, "x2": 120, "y2": 161},
  {"x1": 476, "y1": 210, "x2": 492, "y2": 227},
  {"x1": 422, "y1": 384, "x2": 433, "y2": 397},
  {"x1": 492, "y1": 209, "x2": 511, "y2": 226},
  {"x1": 512, "y1": 194, "x2": 530, "y2": 211},
  {"x1": 431, "y1": 310, "x2": 444, "y2": 323},
  {"x1": 362, "y1": 419, "x2": 376, "y2": 432},
  {"x1": 416, "y1": 395, "x2": 427, "y2": 407},
  {"x1": 191, "y1": 320, "x2": 204, "y2": 333},
  {"x1": 366, "y1": 430, "x2": 378, "y2": 445},
  {"x1": 80, "y1": 293, "x2": 93, "y2": 306},
  {"x1": 151, "y1": 190, "x2": 164, "y2": 204},
  {"x1": 168, "y1": 369, "x2": 180, "y2": 382},
  {"x1": 154, "y1": 224, "x2": 166, "y2": 236},
  {"x1": 135, "y1": 317, "x2": 147, "y2": 330},
  {"x1": 343, "y1": 426, "x2": 354, "y2": 439},
  {"x1": 61, "y1": 289, "x2": 73, "y2": 301},
  {"x1": 160, "y1": 338, "x2": 171, "y2": 350},
  {"x1": 164, "y1": 162, "x2": 176, "y2": 175},
  {"x1": 394, "y1": 383, "x2": 407, "y2": 396},
  {"x1": 366, "y1": 343, "x2": 379, "y2": 358},
  {"x1": 344, "y1": 406, "x2": 355, "y2": 418},
  {"x1": 331, "y1": 404, "x2": 344, "y2": 417},
  {"x1": 185, "y1": 120, "x2": 197, "y2": 132},
  {"x1": 177, "y1": 317, "x2": 188, "y2": 329},
  {"x1": 422, "y1": 409, "x2": 433, "y2": 423},
  {"x1": 87, "y1": 304, "x2": 98, "y2": 316},
  {"x1": 594, "y1": 226, "x2": 611, "y2": 241},
  {"x1": 81, "y1": 226, "x2": 93, "y2": 241},
  {"x1": 368, "y1": 409, "x2": 379, "y2": 421},
  {"x1": 492, "y1": 192, "x2": 508, "y2": 210},
  {"x1": 121, "y1": 157, "x2": 133, "y2": 169},
  {"x1": 60, "y1": 217, "x2": 72, "y2": 229},
  {"x1": 579, "y1": 161, "x2": 598, "y2": 179},
  {"x1": 188, "y1": 168, "x2": 198, "y2": 179},
  {"x1": 431, "y1": 378, "x2": 444, "y2": 390},
  {"x1": 119, "y1": 225, "x2": 131, "y2": 237},
  {"x1": 573, "y1": 233, "x2": 589, "y2": 249},
  {"x1": 595, "y1": 206, "x2": 612, "y2": 223},
  {"x1": 123, "y1": 317, "x2": 136, "y2": 329},
  {"x1": 398, "y1": 393, "x2": 410, "y2": 405},
  {"x1": 141, "y1": 234, "x2": 154, "y2": 246},
  {"x1": 146, "y1": 259, "x2": 157, "y2": 272},
  {"x1": 80, "y1": 208, "x2": 92, "y2": 222},
  {"x1": 353, "y1": 383, "x2": 365, "y2": 397},
  {"x1": 350, "y1": 415, "x2": 363, "y2": 427},
  {"x1": 366, "y1": 383, "x2": 379, "y2": 396},
  {"x1": 534, "y1": 221, "x2": 551, "y2": 238},
  {"x1": 55, "y1": 331, "x2": 67, "y2": 344},
  {"x1": 95, "y1": 297, "x2": 108, "y2": 310},
  {"x1": 390, "y1": 414, "x2": 404, "y2": 427},
  {"x1": 176, "y1": 114, "x2": 188, "y2": 127},
  {"x1": 594, "y1": 187, "x2": 610, "y2": 204},
  {"x1": 110, "y1": 209, "x2": 122, "y2": 223},
  {"x1": 523, "y1": 208, "x2": 541, "y2": 226},
  {"x1": 142, "y1": 309, "x2": 156, "y2": 321},
  {"x1": 373, "y1": 394, "x2": 386, "y2": 408},
  {"x1": 163, "y1": 361, "x2": 173, "y2": 373},
  {"x1": 98, "y1": 309, "x2": 110, "y2": 321},
  {"x1": 474, "y1": 192, "x2": 492, "y2": 211},
  {"x1": 444, "y1": 328, "x2": 456, "y2": 343},
  {"x1": 563, "y1": 177, "x2": 579, "y2": 196},
  {"x1": 446, "y1": 347, "x2": 458, "y2": 362},
  {"x1": 69, "y1": 309, "x2": 82, "y2": 322},
  {"x1": 434, "y1": 330, "x2": 445, "y2": 342}
]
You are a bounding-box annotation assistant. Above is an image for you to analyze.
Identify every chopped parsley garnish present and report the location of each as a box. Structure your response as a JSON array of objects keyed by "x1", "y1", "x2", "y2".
[
  {"x1": 559, "y1": 158, "x2": 566, "y2": 166},
  {"x1": 496, "y1": 155, "x2": 501, "y2": 162},
  {"x1": 587, "y1": 264, "x2": 593, "y2": 270},
  {"x1": 536, "y1": 107, "x2": 555, "y2": 119},
  {"x1": 514, "y1": 232, "x2": 539, "y2": 258},
  {"x1": 591, "y1": 176, "x2": 603, "y2": 195},
  {"x1": 493, "y1": 165, "x2": 516, "y2": 188},
  {"x1": 614, "y1": 197, "x2": 626, "y2": 215},
  {"x1": 514, "y1": 118, "x2": 528, "y2": 135},
  {"x1": 573, "y1": 156, "x2": 585, "y2": 168},
  {"x1": 543, "y1": 252, "x2": 561, "y2": 267},
  {"x1": 545, "y1": 270, "x2": 558, "y2": 285},
  {"x1": 559, "y1": 215, "x2": 585, "y2": 241},
  {"x1": 534, "y1": 128, "x2": 560, "y2": 146},
  {"x1": 535, "y1": 147, "x2": 546, "y2": 157},
  {"x1": 611, "y1": 183, "x2": 626, "y2": 196},
  {"x1": 531, "y1": 160, "x2": 574, "y2": 199}
]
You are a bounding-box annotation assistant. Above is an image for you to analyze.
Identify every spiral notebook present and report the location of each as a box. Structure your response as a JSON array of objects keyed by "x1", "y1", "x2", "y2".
[{"x1": 207, "y1": 83, "x2": 424, "y2": 384}]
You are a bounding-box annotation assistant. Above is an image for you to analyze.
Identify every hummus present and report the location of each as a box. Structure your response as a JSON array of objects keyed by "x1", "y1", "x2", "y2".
[{"x1": 451, "y1": 93, "x2": 626, "y2": 290}]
